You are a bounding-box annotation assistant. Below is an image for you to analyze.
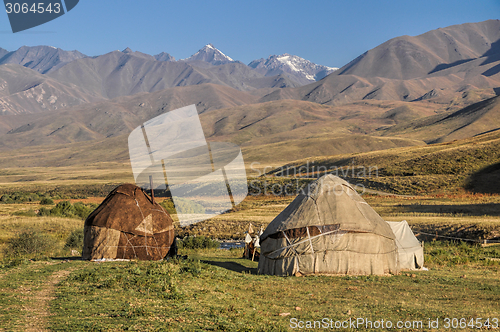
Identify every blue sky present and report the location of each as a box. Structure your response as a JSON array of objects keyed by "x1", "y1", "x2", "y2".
[{"x1": 0, "y1": 0, "x2": 499, "y2": 68}]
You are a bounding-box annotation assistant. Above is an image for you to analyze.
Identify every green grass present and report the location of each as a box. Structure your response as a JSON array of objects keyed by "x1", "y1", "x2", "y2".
[
  {"x1": 0, "y1": 194, "x2": 499, "y2": 331},
  {"x1": 177, "y1": 236, "x2": 220, "y2": 249},
  {"x1": 424, "y1": 241, "x2": 500, "y2": 266},
  {"x1": 0, "y1": 244, "x2": 498, "y2": 331}
]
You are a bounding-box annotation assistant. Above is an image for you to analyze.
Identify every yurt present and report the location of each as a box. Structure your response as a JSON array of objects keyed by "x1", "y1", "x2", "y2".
[
  {"x1": 258, "y1": 175, "x2": 399, "y2": 276},
  {"x1": 386, "y1": 220, "x2": 424, "y2": 270},
  {"x1": 82, "y1": 184, "x2": 175, "y2": 260}
]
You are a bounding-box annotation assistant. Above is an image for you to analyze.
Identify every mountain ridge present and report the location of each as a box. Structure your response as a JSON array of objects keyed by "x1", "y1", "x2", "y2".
[
  {"x1": 249, "y1": 53, "x2": 338, "y2": 85},
  {"x1": 0, "y1": 44, "x2": 337, "y2": 88},
  {"x1": 45, "y1": 50, "x2": 303, "y2": 99},
  {"x1": 336, "y1": 19, "x2": 500, "y2": 80},
  {"x1": 382, "y1": 94, "x2": 500, "y2": 143},
  {"x1": 1, "y1": 20, "x2": 500, "y2": 168},
  {"x1": 255, "y1": 20, "x2": 500, "y2": 108},
  {"x1": 0, "y1": 64, "x2": 100, "y2": 115},
  {"x1": 0, "y1": 45, "x2": 86, "y2": 74}
]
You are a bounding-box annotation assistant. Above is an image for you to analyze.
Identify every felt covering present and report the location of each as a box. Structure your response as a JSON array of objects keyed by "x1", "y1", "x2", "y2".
[
  {"x1": 258, "y1": 175, "x2": 399, "y2": 276},
  {"x1": 386, "y1": 220, "x2": 424, "y2": 270},
  {"x1": 82, "y1": 184, "x2": 175, "y2": 260}
]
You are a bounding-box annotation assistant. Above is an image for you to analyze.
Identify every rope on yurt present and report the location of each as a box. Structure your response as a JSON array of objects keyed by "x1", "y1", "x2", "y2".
[
  {"x1": 270, "y1": 229, "x2": 340, "y2": 257},
  {"x1": 306, "y1": 226, "x2": 315, "y2": 255},
  {"x1": 136, "y1": 194, "x2": 171, "y2": 255},
  {"x1": 282, "y1": 231, "x2": 300, "y2": 256},
  {"x1": 134, "y1": 198, "x2": 150, "y2": 256}
]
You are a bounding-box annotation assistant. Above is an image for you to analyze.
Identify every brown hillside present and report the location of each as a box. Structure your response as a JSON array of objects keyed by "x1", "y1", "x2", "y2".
[
  {"x1": 0, "y1": 64, "x2": 101, "y2": 115},
  {"x1": 0, "y1": 84, "x2": 258, "y2": 149},
  {"x1": 337, "y1": 20, "x2": 500, "y2": 80},
  {"x1": 272, "y1": 130, "x2": 500, "y2": 194},
  {"x1": 259, "y1": 20, "x2": 500, "y2": 107},
  {"x1": 0, "y1": 98, "x2": 434, "y2": 167},
  {"x1": 383, "y1": 95, "x2": 500, "y2": 143}
]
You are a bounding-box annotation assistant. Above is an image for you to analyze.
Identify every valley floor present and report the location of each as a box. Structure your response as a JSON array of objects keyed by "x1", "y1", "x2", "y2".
[{"x1": 0, "y1": 172, "x2": 499, "y2": 331}]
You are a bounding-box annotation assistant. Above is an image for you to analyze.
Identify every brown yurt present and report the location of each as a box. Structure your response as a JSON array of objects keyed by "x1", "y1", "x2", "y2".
[{"x1": 82, "y1": 184, "x2": 175, "y2": 260}]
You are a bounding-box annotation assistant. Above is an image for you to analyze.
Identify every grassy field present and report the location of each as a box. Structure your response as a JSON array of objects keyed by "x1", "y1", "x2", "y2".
[
  {"x1": 0, "y1": 133, "x2": 499, "y2": 330},
  {"x1": 0, "y1": 192, "x2": 499, "y2": 331},
  {"x1": 0, "y1": 246, "x2": 499, "y2": 331}
]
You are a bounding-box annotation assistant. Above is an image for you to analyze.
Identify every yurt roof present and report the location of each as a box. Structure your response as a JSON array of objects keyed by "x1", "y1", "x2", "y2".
[{"x1": 260, "y1": 175, "x2": 395, "y2": 242}]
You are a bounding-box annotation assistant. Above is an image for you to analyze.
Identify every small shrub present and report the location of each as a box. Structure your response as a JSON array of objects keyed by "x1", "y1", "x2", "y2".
[
  {"x1": 74, "y1": 202, "x2": 97, "y2": 219},
  {"x1": 50, "y1": 201, "x2": 75, "y2": 217},
  {"x1": 37, "y1": 207, "x2": 52, "y2": 216},
  {"x1": 159, "y1": 198, "x2": 176, "y2": 214},
  {"x1": 160, "y1": 197, "x2": 205, "y2": 215},
  {"x1": 0, "y1": 192, "x2": 41, "y2": 204},
  {"x1": 0, "y1": 194, "x2": 14, "y2": 204},
  {"x1": 40, "y1": 197, "x2": 54, "y2": 205},
  {"x1": 37, "y1": 201, "x2": 96, "y2": 219},
  {"x1": 64, "y1": 229, "x2": 84, "y2": 249},
  {"x1": 4, "y1": 230, "x2": 55, "y2": 258},
  {"x1": 177, "y1": 236, "x2": 219, "y2": 249}
]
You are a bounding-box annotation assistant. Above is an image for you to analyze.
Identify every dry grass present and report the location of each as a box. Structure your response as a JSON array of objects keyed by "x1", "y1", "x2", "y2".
[
  {"x1": 0, "y1": 162, "x2": 133, "y2": 191},
  {"x1": 270, "y1": 130, "x2": 500, "y2": 195},
  {"x1": 0, "y1": 202, "x2": 83, "y2": 260}
]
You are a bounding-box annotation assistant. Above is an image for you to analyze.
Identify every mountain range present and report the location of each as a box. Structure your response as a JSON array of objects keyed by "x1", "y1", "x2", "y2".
[
  {"x1": 0, "y1": 43, "x2": 331, "y2": 96},
  {"x1": 2, "y1": 20, "x2": 498, "y2": 115},
  {"x1": 260, "y1": 20, "x2": 500, "y2": 107},
  {"x1": 0, "y1": 45, "x2": 86, "y2": 74},
  {"x1": 0, "y1": 43, "x2": 339, "y2": 114},
  {"x1": 0, "y1": 19, "x2": 499, "y2": 169}
]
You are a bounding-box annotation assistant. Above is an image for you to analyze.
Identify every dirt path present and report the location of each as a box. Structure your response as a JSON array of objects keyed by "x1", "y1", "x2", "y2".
[{"x1": 23, "y1": 268, "x2": 73, "y2": 332}]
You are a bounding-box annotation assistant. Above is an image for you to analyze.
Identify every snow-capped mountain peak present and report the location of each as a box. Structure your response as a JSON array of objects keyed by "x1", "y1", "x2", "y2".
[
  {"x1": 248, "y1": 53, "x2": 338, "y2": 83},
  {"x1": 183, "y1": 44, "x2": 234, "y2": 65}
]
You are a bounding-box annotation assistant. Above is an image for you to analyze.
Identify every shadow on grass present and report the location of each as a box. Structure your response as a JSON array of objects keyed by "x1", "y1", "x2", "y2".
[
  {"x1": 466, "y1": 162, "x2": 500, "y2": 194},
  {"x1": 399, "y1": 203, "x2": 500, "y2": 216},
  {"x1": 202, "y1": 259, "x2": 258, "y2": 275},
  {"x1": 51, "y1": 256, "x2": 83, "y2": 261}
]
